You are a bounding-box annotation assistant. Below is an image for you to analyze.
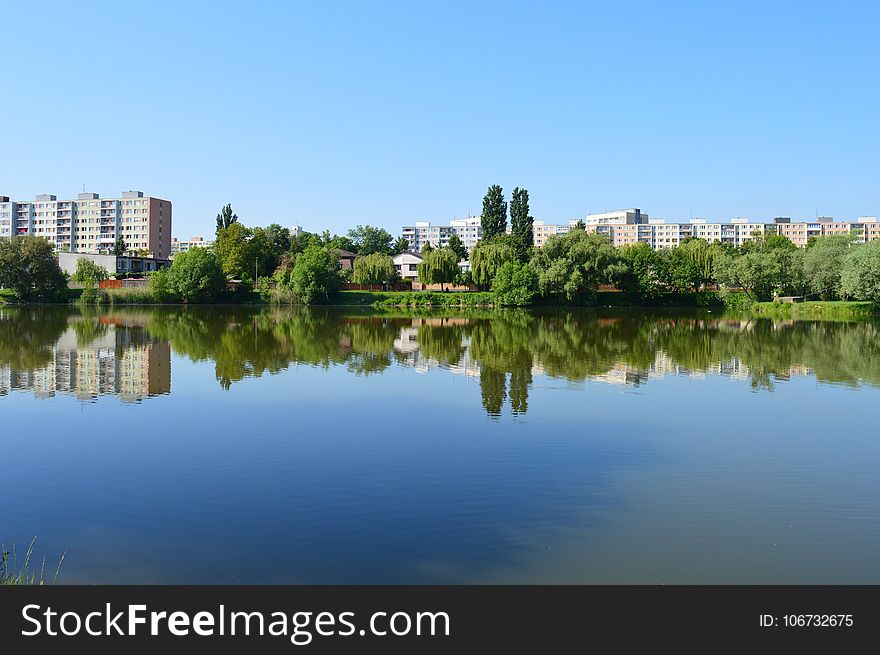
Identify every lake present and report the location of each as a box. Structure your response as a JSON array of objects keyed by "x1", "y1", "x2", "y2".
[{"x1": 2, "y1": 305, "x2": 879, "y2": 584}]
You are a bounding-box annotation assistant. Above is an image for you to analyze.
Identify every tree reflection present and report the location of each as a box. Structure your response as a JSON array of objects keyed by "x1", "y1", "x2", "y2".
[{"x1": 2, "y1": 306, "x2": 880, "y2": 415}]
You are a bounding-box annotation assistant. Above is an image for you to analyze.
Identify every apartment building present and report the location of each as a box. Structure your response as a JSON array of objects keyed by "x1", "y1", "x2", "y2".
[
  {"x1": 584, "y1": 208, "x2": 649, "y2": 226},
  {"x1": 531, "y1": 220, "x2": 572, "y2": 247},
  {"x1": 171, "y1": 235, "x2": 214, "y2": 257},
  {"x1": 401, "y1": 216, "x2": 482, "y2": 253},
  {"x1": 1, "y1": 190, "x2": 172, "y2": 259},
  {"x1": 0, "y1": 196, "x2": 12, "y2": 238},
  {"x1": 535, "y1": 211, "x2": 880, "y2": 251}
]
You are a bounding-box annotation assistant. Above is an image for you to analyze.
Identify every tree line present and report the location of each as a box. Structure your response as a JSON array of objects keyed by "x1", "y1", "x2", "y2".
[{"x1": 3, "y1": 195, "x2": 880, "y2": 306}]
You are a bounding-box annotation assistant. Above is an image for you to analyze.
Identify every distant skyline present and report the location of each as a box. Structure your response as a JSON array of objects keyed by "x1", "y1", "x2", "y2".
[{"x1": 2, "y1": 1, "x2": 877, "y2": 238}]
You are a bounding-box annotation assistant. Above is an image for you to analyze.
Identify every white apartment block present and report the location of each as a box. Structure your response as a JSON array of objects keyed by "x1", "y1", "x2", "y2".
[
  {"x1": 532, "y1": 209, "x2": 880, "y2": 251},
  {"x1": 1, "y1": 190, "x2": 172, "y2": 259},
  {"x1": 171, "y1": 235, "x2": 214, "y2": 257},
  {"x1": 401, "y1": 216, "x2": 482, "y2": 254},
  {"x1": 0, "y1": 197, "x2": 13, "y2": 238}
]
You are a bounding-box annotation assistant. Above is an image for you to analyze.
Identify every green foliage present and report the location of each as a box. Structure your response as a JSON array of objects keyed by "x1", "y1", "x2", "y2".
[
  {"x1": 573, "y1": 220, "x2": 586, "y2": 230},
  {"x1": 289, "y1": 245, "x2": 341, "y2": 304},
  {"x1": 352, "y1": 253, "x2": 395, "y2": 285},
  {"x1": 392, "y1": 236, "x2": 410, "y2": 254},
  {"x1": 318, "y1": 230, "x2": 357, "y2": 253},
  {"x1": 480, "y1": 184, "x2": 508, "y2": 241},
  {"x1": 841, "y1": 239, "x2": 880, "y2": 302},
  {"x1": 509, "y1": 187, "x2": 533, "y2": 247},
  {"x1": 166, "y1": 248, "x2": 227, "y2": 302},
  {"x1": 617, "y1": 243, "x2": 664, "y2": 298},
  {"x1": 71, "y1": 258, "x2": 110, "y2": 288},
  {"x1": 447, "y1": 233, "x2": 467, "y2": 262},
  {"x1": 148, "y1": 268, "x2": 174, "y2": 302},
  {"x1": 715, "y1": 240, "x2": 804, "y2": 301},
  {"x1": 530, "y1": 230, "x2": 618, "y2": 301},
  {"x1": 0, "y1": 236, "x2": 67, "y2": 301},
  {"x1": 492, "y1": 261, "x2": 537, "y2": 306},
  {"x1": 666, "y1": 238, "x2": 720, "y2": 291},
  {"x1": 421, "y1": 241, "x2": 433, "y2": 254},
  {"x1": 289, "y1": 231, "x2": 323, "y2": 255},
  {"x1": 804, "y1": 235, "x2": 853, "y2": 300},
  {"x1": 214, "y1": 222, "x2": 259, "y2": 281},
  {"x1": 370, "y1": 291, "x2": 496, "y2": 307},
  {"x1": 112, "y1": 235, "x2": 127, "y2": 256},
  {"x1": 215, "y1": 203, "x2": 238, "y2": 236},
  {"x1": 347, "y1": 225, "x2": 394, "y2": 255},
  {"x1": 417, "y1": 248, "x2": 459, "y2": 290},
  {"x1": 470, "y1": 239, "x2": 518, "y2": 289}
]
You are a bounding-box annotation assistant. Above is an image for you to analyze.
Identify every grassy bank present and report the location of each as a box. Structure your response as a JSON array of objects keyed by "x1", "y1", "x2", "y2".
[{"x1": 751, "y1": 300, "x2": 879, "y2": 319}]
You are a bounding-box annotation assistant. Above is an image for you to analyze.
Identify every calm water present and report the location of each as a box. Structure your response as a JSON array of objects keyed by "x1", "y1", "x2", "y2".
[{"x1": 2, "y1": 305, "x2": 880, "y2": 584}]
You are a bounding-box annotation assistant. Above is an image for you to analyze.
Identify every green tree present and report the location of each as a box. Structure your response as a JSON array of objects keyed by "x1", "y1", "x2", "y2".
[
  {"x1": 447, "y1": 233, "x2": 467, "y2": 262},
  {"x1": 352, "y1": 252, "x2": 394, "y2": 285},
  {"x1": 72, "y1": 258, "x2": 110, "y2": 303},
  {"x1": 0, "y1": 235, "x2": 67, "y2": 301},
  {"x1": 470, "y1": 239, "x2": 518, "y2": 289},
  {"x1": 290, "y1": 245, "x2": 341, "y2": 303},
  {"x1": 660, "y1": 238, "x2": 719, "y2": 292},
  {"x1": 715, "y1": 243, "x2": 804, "y2": 301},
  {"x1": 215, "y1": 204, "x2": 239, "y2": 236},
  {"x1": 840, "y1": 239, "x2": 880, "y2": 301},
  {"x1": 112, "y1": 235, "x2": 127, "y2": 256},
  {"x1": 492, "y1": 260, "x2": 537, "y2": 305},
  {"x1": 289, "y1": 231, "x2": 323, "y2": 255},
  {"x1": 618, "y1": 242, "x2": 664, "y2": 298},
  {"x1": 417, "y1": 248, "x2": 459, "y2": 291},
  {"x1": 347, "y1": 225, "x2": 393, "y2": 255},
  {"x1": 804, "y1": 235, "x2": 852, "y2": 300},
  {"x1": 321, "y1": 230, "x2": 357, "y2": 253},
  {"x1": 530, "y1": 230, "x2": 618, "y2": 301},
  {"x1": 148, "y1": 268, "x2": 174, "y2": 302},
  {"x1": 392, "y1": 236, "x2": 410, "y2": 254},
  {"x1": 71, "y1": 258, "x2": 110, "y2": 287},
  {"x1": 214, "y1": 222, "x2": 255, "y2": 280},
  {"x1": 421, "y1": 241, "x2": 434, "y2": 254},
  {"x1": 509, "y1": 187, "x2": 533, "y2": 247},
  {"x1": 265, "y1": 224, "x2": 292, "y2": 260},
  {"x1": 166, "y1": 248, "x2": 227, "y2": 302},
  {"x1": 573, "y1": 220, "x2": 586, "y2": 230},
  {"x1": 480, "y1": 184, "x2": 507, "y2": 241},
  {"x1": 248, "y1": 226, "x2": 277, "y2": 279}
]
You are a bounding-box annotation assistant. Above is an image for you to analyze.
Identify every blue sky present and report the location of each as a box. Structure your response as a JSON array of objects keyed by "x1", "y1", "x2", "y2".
[{"x1": 2, "y1": 0, "x2": 878, "y2": 238}]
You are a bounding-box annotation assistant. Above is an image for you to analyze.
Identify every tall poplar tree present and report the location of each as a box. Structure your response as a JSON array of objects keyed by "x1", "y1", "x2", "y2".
[
  {"x1": 509, "y1": 187, "x2": 533, "y2": 247},
  {"x1": 480, "y1": 185, "x2": 507, "y2": 241}
]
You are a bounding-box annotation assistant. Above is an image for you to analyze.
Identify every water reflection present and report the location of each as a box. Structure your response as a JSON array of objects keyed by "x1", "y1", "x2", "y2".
[
  {"x1": 2, "y1": 306, "x2": 880, "y2": 414},
  {"x1": 0, "y1": 308, "x2": 169, "y2": 402}
]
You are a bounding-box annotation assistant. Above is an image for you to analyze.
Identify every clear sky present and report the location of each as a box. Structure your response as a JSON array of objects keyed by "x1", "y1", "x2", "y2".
[{"x1": 2, "y1": 0, "x2": 878, "y2": 238}]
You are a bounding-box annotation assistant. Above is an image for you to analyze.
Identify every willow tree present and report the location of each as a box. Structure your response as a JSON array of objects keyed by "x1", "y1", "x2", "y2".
[
  {"x1": 352, "y1": 252, "x2": 394, "y2": 286},
  {"x1": 470, "y1": 239, "x2": 518, "y2": 290},
  {"x1": 417, "y1": 248, "x2": 458, "y2": 291}
]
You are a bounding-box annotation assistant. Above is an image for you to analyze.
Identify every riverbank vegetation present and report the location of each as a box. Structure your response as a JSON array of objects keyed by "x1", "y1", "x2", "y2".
[
  {"x1": 0, "y1": 538, "x2": 64, "y2": 586},
  {"x1": 2, "y1": 193, "x2": 880, "y2": 313}
]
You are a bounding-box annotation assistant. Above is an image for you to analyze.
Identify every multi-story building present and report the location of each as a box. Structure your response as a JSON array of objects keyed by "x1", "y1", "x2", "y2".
[
  {"x1": 0, "y1": 196, "x2": 12, "y2": 239},
  {"x1": 530, "y1": 220, "x2": 571, "y2": 247},
  {"x1": 530, "y1": 210, "x2": 880, "y2": 251},
  {"x1": 401, "y1": 216, "x2": 482, "y2": 253},
  {"x1": 1, "y1": 190, "x2": 172, "y2": 259},
  {"x1": 584, "y1": 208, "x2": 649, "y2": 226},
  {"x1": 171, "y1": 236, "x2": 214, "y2": 257}
]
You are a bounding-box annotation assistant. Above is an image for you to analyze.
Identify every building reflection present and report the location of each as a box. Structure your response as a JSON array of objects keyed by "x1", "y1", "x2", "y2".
[{"x1": 0, "y1": 315, "x2": 170, "y2": 403}]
